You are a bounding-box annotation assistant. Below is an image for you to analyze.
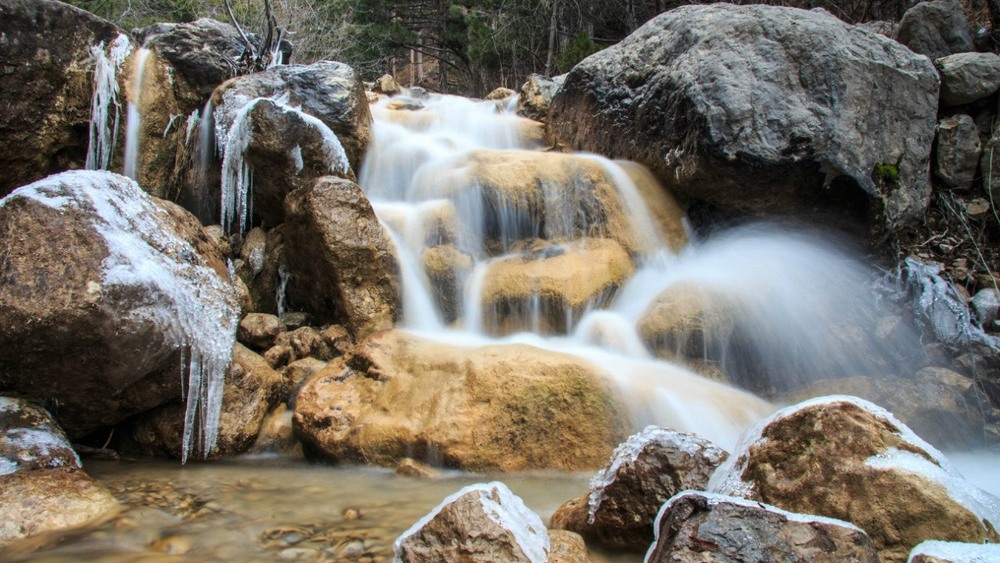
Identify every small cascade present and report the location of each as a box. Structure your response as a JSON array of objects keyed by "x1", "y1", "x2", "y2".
[
  {"x1": 123, "y1": 48, "x2": 152, "y2": 180},
  {"x1": 86, "y1": 34, "x2": 132, "y2": 171},
  {"x1": 276, "y1": 264, "x2": 291, "y2": 320}
]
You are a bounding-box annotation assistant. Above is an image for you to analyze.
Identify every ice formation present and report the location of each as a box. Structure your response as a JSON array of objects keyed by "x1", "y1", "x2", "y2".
[
  {"x1": 0, "y1": 398, "x2": 82, "y2": 476},
  {"x1": 86, "y1": 34, "x2": 132, "y2": 171},
  {"x1": 393, "y1": 481, "x2": 549, "y2": 563},
  {"x1": 2, "y1": 171, "x2": 239, "y2": 462},
  {"x1": 908, "y1": 540, "x2": 1000, "y2": 563}
]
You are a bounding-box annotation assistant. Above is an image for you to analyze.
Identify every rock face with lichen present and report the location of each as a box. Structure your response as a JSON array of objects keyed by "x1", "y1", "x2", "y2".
[{"x1": 548, "y1": 4, "x2": 939, "y2": 236}]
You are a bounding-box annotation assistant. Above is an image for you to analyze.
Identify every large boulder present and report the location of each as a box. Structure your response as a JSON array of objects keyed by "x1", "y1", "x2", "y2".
[
  {"x1": 0, "y1": 397, "x2": 119, "y2": 547},
  {"x1": 0, "y1": 0, "x2": 127, "y2": 196},
  {"x1": 293, "y1": 330, "x2": 629, "y2": 471},
  {"x1": 936, "y1": 53, "x2": 1000, "y2": 107},
  {"x1": 550, "y1": 426, "x2": 728, "y2": 552},
  {"x1": 708, "y1": 396, "x2": 1000, "y2": 562},
  {"x1": 393, "y1": 482, "x2": 550, "y2": 562},
  {"x1": 480, "y1": 239, "x2": 634, "y2": 335},
  {"x1": 282, "y1": 176, "x2": 401, "y2": 341},
  {"x1": 646, "y1": 491, "x2": 880, "y2": 562},
  {"x1": 896, "y1": 0, "x2": 975, "y2": 60},
  {"x1": 548, "y1": 4, "x2": 940, "y2": 236},
  {"x1": 0, "y1": 171, "x2": 238, "y2": 439},
  {"x1": 126, "y1": 344, "x2": 282, "y2": 458}
]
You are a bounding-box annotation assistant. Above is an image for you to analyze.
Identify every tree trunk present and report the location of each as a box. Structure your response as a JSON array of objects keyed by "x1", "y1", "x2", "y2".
[
  {"x1": 990, "y1": 0, "x2": 1000, "y2": 52},
  {"x1": 545, "y1": 0, "x2": 559, "y2": 75}
]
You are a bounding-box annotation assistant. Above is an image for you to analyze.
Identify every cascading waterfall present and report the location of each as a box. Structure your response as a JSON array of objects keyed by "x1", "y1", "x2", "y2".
[
  {"x1": 123, "y1": 48, "x2": 152, "y2": 180},
  {"x1": 86, "y1": 34, "x2": 132, "y2": 171},
  {"x1": 359, "y1": 93, "x2": 927, "y2": 449}
]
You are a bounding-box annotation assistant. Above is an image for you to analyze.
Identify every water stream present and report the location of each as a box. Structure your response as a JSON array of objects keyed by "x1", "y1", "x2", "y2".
[{"x1": 122, "y1": 48, "x2": 152, "y2": 180}]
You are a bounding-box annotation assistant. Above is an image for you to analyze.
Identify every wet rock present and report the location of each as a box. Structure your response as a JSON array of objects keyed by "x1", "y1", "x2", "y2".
[
  {"x1": 374, "y1": 74, "x2": 401, "y2": 96},
  {"x1": 709, "y1": 396, "x2": 1000, "y2": 562},
  {"x1": 395, "y1": 458, "x2": 441, "y2": 478},
  {"x1": 0, "y1": 171, "x2": 237, "y2": 438},
  {"x1": 213, "y1": 61, "x2": 372, "y2": 173},
  {"x1": 637, "y1": 284, "x2": 735, "y2": 363},
  {"x1": 265, "y1": 344, "x2": 294, "y2": 369},
  {"x1": 516, "y1": 74, "x2": 564, "y2": 122},
  {"x1": 283, "y1": 176, "x2": 401, "y2": 341},
  {"x1": 320, "y1": 325, "x2": 353, "y2": 356},
  {"x1": 0, "y1": 0, "x2": 125, "y2": 196},
  {"x1": 283, "y1": 357, "x2": 328, "y2": 405},
  {"x1": 549, "y1": 4, "x2": 939, "y2": 236},
  {"x1": 936, "y1": 53, "x2": 1000, "y2": 107},
  {"x1": 384, "y1": 97, "x2": 424, "y2": 111},
  {"x1": 422, "y1": 244, "x2": 474, "y2": 323},
  {"x1": 237, "y1": 225, "x2": 286, "y2": 316},
  {"x1": 276, "y1": 326, "x2": 333, "y2": 362},
  {"x1": 908, "y1": 540, "x2": 1000, "y2": 562},
  {"x1": 547, "y1": 530, "x2": 590, "y2": 563},
  {"x1": 934, "y1": 115, "x2": 981, "y2": 190},
  {"x1": 251, "y1": 403, "x2": 301, "y2": 456},
  {"x1": 897, "y1": 0, "x2": 975, "y2": 60},
  {"x1": 481, "y1": 239, "x2": 634, "y2": 336},
  {"x1": 647, "y1": 491, "x2": 879, "y2": 562},
  {"x1": 238, "y1": 313, "x2": 287, "y2": 351},
  {"x1": 128, "y1": 344, "x2": 282, "y2": 458},
  {"x1": 486, "y1": 87, "x2": 516, "y2": 100},
  {"x1": 393, "y1": 482, "x2": 550, "y2": 562},
  {"x1": 293, "y1": 330, "x2": 628, "y2": 471},
  {"x1": 784, "y1": 369, "x2": 992, "y2": 450},
  {"x1": 550, "y1": 426, "x2": 727, "y2": 552},
  {"x1": 0, "y1": 398, "x2": 81, "y2": 474}
]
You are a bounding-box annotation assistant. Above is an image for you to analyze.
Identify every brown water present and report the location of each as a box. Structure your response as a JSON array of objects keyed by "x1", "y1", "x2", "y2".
[{"x1": 3, "y1": 456, "x2": 638, "y2": 562}]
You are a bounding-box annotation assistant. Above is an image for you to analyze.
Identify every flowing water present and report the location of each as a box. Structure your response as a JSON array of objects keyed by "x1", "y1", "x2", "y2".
[{"x1": 122, "y1": 48, "x2": 152, "y2": 180}]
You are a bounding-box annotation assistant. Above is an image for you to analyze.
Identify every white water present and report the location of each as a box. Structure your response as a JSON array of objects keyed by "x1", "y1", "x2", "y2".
[
  {"x1": 123, "y1": 48, "x2": 152, "y2": 180},
  {"x1": 86, "y1": 34, "x2": 132, "y2": 171}
]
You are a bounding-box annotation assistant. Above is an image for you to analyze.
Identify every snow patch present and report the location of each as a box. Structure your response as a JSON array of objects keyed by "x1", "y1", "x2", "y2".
[
  {"x1": 86, "y1": 33, "x2": 132, "y2": 171},
  {"x1": 393, "y1": 481, "x2": 549, "y2": 563},
  {"x1": 1, "y1": 171, "x2": 239, "y2": 463},
  {"x1": 908, "y1": 540, "x2": 1000, "y2": 562}
]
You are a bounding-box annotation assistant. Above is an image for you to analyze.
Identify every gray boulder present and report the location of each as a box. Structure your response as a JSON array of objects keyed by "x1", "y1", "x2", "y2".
[
  {"x1": 516, "y1": 74, "x2": 564, "y2": 122},
  {"x1": 646, "y1": 491, "x2": 879, "y2": 562},
  {"x1": 897, "y1": 0, "x2": 974, "y2": 60},
  {"x1": 934, "y1": 114, "x2": 981, "y2": 190},
  {"x1": 937, "y1": 52, "x2": 1000, "y2": 106},
  {"x1": 548, "y1": 4, "x2": 939, "y2": 236}
]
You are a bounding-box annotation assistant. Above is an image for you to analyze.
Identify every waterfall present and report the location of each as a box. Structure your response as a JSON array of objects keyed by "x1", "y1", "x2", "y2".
[
  {"x1": 123, "y1": 48, "x2": 152, "y2": 180},
  {"x1": 86, "y1": 34, "x2": 132, "y2": 171}
]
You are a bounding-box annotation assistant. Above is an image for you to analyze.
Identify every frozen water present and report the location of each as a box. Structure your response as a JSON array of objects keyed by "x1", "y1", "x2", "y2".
[{"x1": 86, "y1": 34, "x2": 132, "y2": 171}]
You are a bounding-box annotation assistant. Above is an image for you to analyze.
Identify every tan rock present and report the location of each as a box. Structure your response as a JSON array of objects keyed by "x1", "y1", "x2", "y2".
[
  {"x1": 395, "y1": 457, "x2": 441, "y2": 478},
  {"x1": 320, "y1": 324, "x2": 354, "y2": 356},
  {"x1": 251, "y1": 403, "x2": 301, "y2": 456},
  {"x1": 481, "y1": 239, "x2": 634, "y2": 335},
  {"x1": 238, "y1": 312, "x2": 286, "y2": 351},
  {"x1": 637, "y1": 283, "x2": 736, "y2": 362},
  {"x1": 516, "y1": 74, "x2": 564, "y2": 123},
  {"x1": 374, "y1": 74, "x2": 401, "y2": 96},
  {"x1": 709, "y1": 396, "x2": 1000, "y2": 562},
  {"x1": 283, "y1": 357, "x2": 328, "y2": 405},
  {"x1": 486, "y1": 87, "x2": 516, "y2": 100},
  {"x1": 423, "y1": 244, "x2": 474, "y2": 323},
  {"x1": 293, "y1": 330, "x2": 629, "y2": 471},
  {"x1": 547, "y1": 529, "x2": 591, "y2": 562}
]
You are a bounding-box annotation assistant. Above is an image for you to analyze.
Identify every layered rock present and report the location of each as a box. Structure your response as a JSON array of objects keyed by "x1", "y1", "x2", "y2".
[
  {"x1": 282, "y1": 176, "x2": 400, "y2": 340},
  {"x1": 896, "y1": 0, "x2": 975, "y2": 60},
  {"x1": 393, "y1": 482, "x2": 550, "y2": 562},
  {"x1": 548, "y1": 4, "x2": 939, "y2": 235},
  {"x1": 293, "y1": 330, "x2": 629, "y2": 471},
  {"x1": 647, "y1": 491, "x2": 880, "y2": 562},
  {"x1": 0, "y1": 0, "x2": 126, "y2": 196},
  {"x1": 480, "y1": 239, "x2": 634, "y2": 335},
  {"x1": 550, "y1": 426, "x2": 728, "y2": 551},
  {"x1": 0, "y1": 171, "x2": 238, "y2": 439},
  {"x1": 127, "y1": 344, "x2": 282, "y2": 458},
  {"x1": 709, "y1": 396, "x2": 1000, "y2": 562},
  {"x1": 0, "y1": 397, "x2": 118, "y2": 546}
]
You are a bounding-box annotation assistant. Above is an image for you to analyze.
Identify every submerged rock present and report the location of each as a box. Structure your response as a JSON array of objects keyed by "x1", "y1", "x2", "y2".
[
  {"x1": 0, "y1": 171, "x2": 238, "y2": 444},
  {"x1": 0, "y1": 397, "x2": 118, "y2": 547},
  {"x1": 282, "y1": 176, "x2": 401, "y2": 341},
  {"x1": 293, "y1": 330, "x2": 629, "y2": 471},
  {"x1": 647, "y1": 491, "x2": 879, "y2": 562},
  {"x1": 393, "y1": 482, "x2": 550, "y2": 562},
  {"x1": 551, "y1": 426, "x2": 728, "y2": 552},
  {"x1": 708, "y1": 396, "x2": 1000, "y2": 562},
  {"x1": 0, "y1": 0, "x2": 126, "y2": 196},
  {"x1": 548, "y1": 4, "x2": 939, "y2": 236}
]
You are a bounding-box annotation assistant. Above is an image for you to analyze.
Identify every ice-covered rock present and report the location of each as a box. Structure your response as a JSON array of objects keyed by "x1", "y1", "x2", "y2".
[
  {"x1": 908, "y1": 540, "x2": 1000, "y2": 562},
  {"x1": 0, "y1": 171, "x2": 238, "y2": 461},
  {"x1": 550, "y1": 426, "x2": 727, "y2": 551},
  {"x1": 645, "y1": 491, "x2": 879, "y2": 562},
  {"x1": 0, "y1": 398, "x2": 80, "y2": 476},
  {"x1": 393, "y1": 481, "x2": 549, "y2": 563},
  {"x1": 708, "y1": 395, "x2": 1000, "y2": 562}
]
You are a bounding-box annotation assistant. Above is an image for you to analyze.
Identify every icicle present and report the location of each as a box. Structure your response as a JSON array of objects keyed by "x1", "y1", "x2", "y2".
[{"x1": 86, "y1": 34, "x2": 132, "y2": 171}]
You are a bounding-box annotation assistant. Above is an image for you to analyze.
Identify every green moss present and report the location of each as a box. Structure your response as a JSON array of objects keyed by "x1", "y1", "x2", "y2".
[{"x1": 873, "y1": 163, "x2": 899, "y2": 184}]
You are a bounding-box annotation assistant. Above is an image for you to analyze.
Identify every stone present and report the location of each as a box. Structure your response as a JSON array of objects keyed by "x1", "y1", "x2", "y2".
[
  {"x1": 393, "y1": 482, "x2": 550, "y2": 562},
  {"x1": 213, "y1": 61, "x2": 372, "y2": 173},
  {"x1": 293, "y1": 330, "x2": 628, "y2": 471},
  {"x1": 486, "y1": 87, "x2": 516, "y2": 100},
  {"x1": 908, "y1": 540, "x2": 1000, "y2": 562},
  {"x1": 276, "y1": 326, "x2": 332, "y2": 361},
  {"x1": 282, "y1": 176, "x2": 401, "y2": 341},
  {"x1": 127, "y1": 344, "x2": 282, "y2": 458},
  {"x1": 320, "y1": 324, "x2": 353, "y2": 356},
  {"x1": 0, "y1": 398, "x2": 80, "y2": 475},
  {"x1": 0, "y1": 0, "x2": 126, "y2": 196},
  {"x1": 374, "y1": 74, "x2": 401, "y2": 96},
  {"x1": 971, "y1": 288, "x2": 1000, "y2": 328},
  {"x1": 480, "y1": 239, "x2": 634, "y2": 335},
  {"x1": 709, "y1": 396, "x2": 1000, "y2": 562},
  {"x1": 516, "y1": 74, "x2": 564, "y2": 122},
  {"x1": 395, "y1": 458, "x2": 441, "y2": 478},
  {"x1": 250, "y1": 403, "x2": 301, "y2": 456},
  {"x1": 547, "y1": 530, "x2": 591, "y2": 563},
  {"x1": 0, "y1": 171, "x2": 238, "y2": 438},
  {"x1": 637, "y1": 284, "x2": 735, "y2": 363},
  {"x1": 283, "y1": 357, "x2": 327, "y2": 406},
  {"x1": 237, "y1": 225, "x2": 286, "y2": 316},
  {"x1": 897, "y1": 0, "x2": 975, "y2": 60},
  {"x1": 646, "y1": 491, "x2": 880, "y2": 562},
  {"x1": 784, "y1": 369, "x2": 993, "y2": 450},
  {"x1": 937, "y1": 53, "x2": 1000, "y2": 106},
  {"x1": 934, "y1": 115, "x2": 981, "y2": 190},
  {"x1": 548, "y1": 4, "x2": 940, "y2": 236},
  {"x1": 238, "y1": 312, "x2": 286, "y2": 351},
  {"x1": 422, "y1": 244, "x2": 474, "y2": 323},
  {"x1": 264, "y1": 344, "x2": 293, "y2": 369},
  {"x1": 550, "y1": 426, "x2": 728, "y2": 552}
]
